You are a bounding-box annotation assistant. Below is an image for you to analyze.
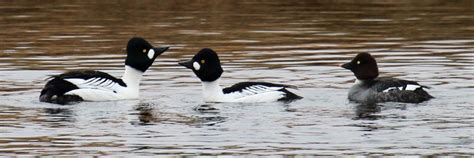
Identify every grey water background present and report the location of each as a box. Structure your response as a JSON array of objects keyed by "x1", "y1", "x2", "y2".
[{"x1": 0, "y1": 0, "x2": 473, "y2": 156}]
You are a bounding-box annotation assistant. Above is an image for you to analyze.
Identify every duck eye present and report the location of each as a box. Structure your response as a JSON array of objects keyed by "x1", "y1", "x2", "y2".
[
  {"x1": 357, "y1": 60, "x2": 361, "y2": 65},
  {"x1": 200, "y1": 60, "x2": 205, "y2": 64},
  {"x1": 142, "y1": 49, "x2": 147, "y2": 53}
]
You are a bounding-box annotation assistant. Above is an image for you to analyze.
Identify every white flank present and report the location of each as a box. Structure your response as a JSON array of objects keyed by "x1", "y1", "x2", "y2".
[
  {"x1": 65, "y1": 78, "x2": 121, "y2": 91},
  {"x1": 65, "y1": 89, "x2": 122, "y2": 101},
  {"x1": 200, "y1": 79, "x2": 286, "y2": 103},
  {"x1": 65, "y1": 65, "x2": 144, "y2": 101}
]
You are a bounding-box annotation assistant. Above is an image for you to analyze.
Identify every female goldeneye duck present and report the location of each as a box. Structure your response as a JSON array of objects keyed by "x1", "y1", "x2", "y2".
[
  {"x1": 341, "y1": 52, "x2": 433, "y2": 104},
  {"x1": 39, "y1": 37, "x2": 169, "y2": 105},
  {"x1": 178, "y1": 48, "x2": 302, "y2": 103}
]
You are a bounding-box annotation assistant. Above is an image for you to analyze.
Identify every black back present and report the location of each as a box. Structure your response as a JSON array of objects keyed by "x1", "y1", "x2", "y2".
[
  {"x1": 369, "y1": 77, "x2": 424, "y2": 92},
  {"x1": 53, "y1": 70, "x2": 126, "y2": 86},
  {"x1": 341, "y1": 53, "x2": 379, "y2": 80},
  {"x1": 184, "y1": 48, "x2": 224, "y2": 82}
]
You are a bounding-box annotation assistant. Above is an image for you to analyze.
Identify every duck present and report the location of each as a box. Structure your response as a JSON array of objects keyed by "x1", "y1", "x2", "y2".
[
  {"x1": 178, "y1": 48, "x2": 302, "y2": 103},
  {"x1": 341, "y1": 52, "x2": 433, "y2": 104},
  {"x1": 39, "y1": 37, "x2": 169, "y2": 104}
]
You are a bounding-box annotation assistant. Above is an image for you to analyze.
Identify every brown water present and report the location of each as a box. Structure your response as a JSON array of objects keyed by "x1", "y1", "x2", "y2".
[{"x1": 0, "y1": 0, "x2": 473, "y2": 156}]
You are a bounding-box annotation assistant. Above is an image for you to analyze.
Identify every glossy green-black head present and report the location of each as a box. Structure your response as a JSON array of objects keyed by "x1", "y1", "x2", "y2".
[
  {"x1": 341, "y1": 52, "x2": 379, "y2": 80},
  {"x1": 125, "y1": 37, "x2": 169, "y2": 72},
  {"x1": 179, "y1": 48, "x2": 223, "y2": 82}
]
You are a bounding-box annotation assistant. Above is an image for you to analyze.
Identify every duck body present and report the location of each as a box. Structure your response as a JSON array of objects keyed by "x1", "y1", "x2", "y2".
[
  {"x1": 39, "y1": 37, "x2": 169, "y2": 105},
  {"x1": 201, "y1": 80, "x2": 301, "y2": 103},
  {"x1": 349, "y1": 77, "x2": 433, "y2": 104},
  {"x1": 342, "y1": 53, "x2": 433, "y2": 104},
  {"x1": 179, "y1": 48, "x2": 302, "y2": 103}
]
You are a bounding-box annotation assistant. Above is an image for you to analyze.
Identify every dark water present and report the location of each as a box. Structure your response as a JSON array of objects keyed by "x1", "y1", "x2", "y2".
[{"x1": 0, "y1": 0, "x2": 473, "y2": 156}]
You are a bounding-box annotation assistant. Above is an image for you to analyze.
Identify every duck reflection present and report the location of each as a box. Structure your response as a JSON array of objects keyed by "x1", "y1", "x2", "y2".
[
  {"x1": 353, "y1": 103, "x2": 382, "y2": 120},
  {"x1": 353, "y1": 102, "x2": 409, "y2": 120},
  {"x1": 194, "y1": 104, "x2": 220, "y2": 113},
  {"x1": 41, "y1": 107, "x2": 76, "y2": 127},
  {"x1": 132, "y1": 102, "x2": 226, "y2": 126},
  {"x1": 134, "y1": 103, "x2": 155, "y2": 125}
]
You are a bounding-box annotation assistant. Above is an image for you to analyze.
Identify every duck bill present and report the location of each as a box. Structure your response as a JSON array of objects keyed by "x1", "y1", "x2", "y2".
[
  {"x1": 340, "y1": 62, "x2": 352, "y2": 70},
  {"x1": 178, "y1": 60, "x2": 194, "y2": 69},
  {"x1": 153, "y1": 47, "x2": 169, "y2": 56}
]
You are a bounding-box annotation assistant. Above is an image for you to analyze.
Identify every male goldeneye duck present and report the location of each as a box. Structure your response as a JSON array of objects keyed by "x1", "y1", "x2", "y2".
[
  {"x1": 39, "y1": 37, "x2": 169, "y2": 105},
  {"x1": 341, "y1": 52, "x2": 433, "y2": 104},
  {"x1": 178, "y1": 48, "x2": 302, "y2": 103}
]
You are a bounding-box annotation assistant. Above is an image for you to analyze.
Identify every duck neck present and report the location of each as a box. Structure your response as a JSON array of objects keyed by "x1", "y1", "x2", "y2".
[
  {"x1": 201, "y1": 78, "x2": 224, "y2": 101},
  {"x1": 122, "y1": 65, "x2": 144, "y2": 94},
  {"x1": 355, "y1": 78, "x2": 376, "y2": 87},
  {"x1": 355, "y1": 79, "x2": 365, "y2": 85}
]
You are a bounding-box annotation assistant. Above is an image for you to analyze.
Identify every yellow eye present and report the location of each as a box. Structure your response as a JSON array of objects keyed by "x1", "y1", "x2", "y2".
[
  {"x1": 142, "y1": 49, "x2": 147, "y2": 53},
  {"x1": 357, "y1": 60, "x2": 361, "y2": 64},
  {"x1": 201, "y1": 60, "x2": 205, "y2": 64}
]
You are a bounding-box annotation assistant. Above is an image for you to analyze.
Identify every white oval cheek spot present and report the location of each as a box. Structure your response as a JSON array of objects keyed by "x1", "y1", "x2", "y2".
[
  {"x1": 147, "y1": 49, "x2": 155, "y2": 59},
  {"x1": 193, "y1": 61, "x2": 200, "y2": 70}
]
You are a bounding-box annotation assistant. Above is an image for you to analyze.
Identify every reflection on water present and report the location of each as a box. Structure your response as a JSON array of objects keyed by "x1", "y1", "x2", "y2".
[
  {"x1": 0, "y1": 0, "x2": 473, "y2": 156},
  {"x1": 132, "y1": 102, "x2": 225, "y2": 126},
  {"x1": 42, "y1": 107, "x2": 76, "y2": 125},
  {"x1": 353, "y1": 103, "x2": 383, "y2": 120}
]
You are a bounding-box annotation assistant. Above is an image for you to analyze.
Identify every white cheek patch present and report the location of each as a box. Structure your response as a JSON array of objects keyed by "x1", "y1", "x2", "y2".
[
  {"x1": 147, "y1": 49, "x2": 155, "y2": 59},
  {"x1": 193, "y1": 61, "x2": 200, "y2": 71}
]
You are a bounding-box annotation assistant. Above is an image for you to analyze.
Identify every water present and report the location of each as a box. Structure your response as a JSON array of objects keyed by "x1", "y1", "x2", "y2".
[{"x1": 0, "y1": 0, "x2": 473, "y2": 156}]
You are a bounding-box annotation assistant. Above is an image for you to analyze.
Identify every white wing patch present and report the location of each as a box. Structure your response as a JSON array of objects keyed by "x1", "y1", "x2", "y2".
[
  {"x1": 382, "y1": 84, "x2": 421, "y2": 93},
  {"x1": 65, "y1": 77, "x2": 124, "y2": 93},
  {"x1": 405, "y1": 84, "x2": 421, "y2": 90},
  {"x1": 228, "y1": 85, "x2": 284, "y2": 99}
]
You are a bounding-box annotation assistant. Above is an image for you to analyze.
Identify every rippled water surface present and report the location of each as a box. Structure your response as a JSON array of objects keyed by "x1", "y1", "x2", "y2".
[{"x1": 0, "y1": 0, "x2": 473, "y2": 156}]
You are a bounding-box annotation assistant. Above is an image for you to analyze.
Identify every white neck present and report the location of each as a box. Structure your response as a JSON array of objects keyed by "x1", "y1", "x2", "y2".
[
  {"x1": 121, "y1": 65, "x2": 144, "y2": 97},
  {"x1": 201, "y1": 79, "x2": 225, "y2": 102},
  {"x1": 355, "y1": 79, "x2": 365, "y2": 85}
]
